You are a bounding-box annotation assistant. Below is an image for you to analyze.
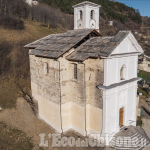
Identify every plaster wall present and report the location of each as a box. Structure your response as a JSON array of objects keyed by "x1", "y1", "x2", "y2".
[
  {"x1": 104, "y1": 55, "x2": 138, "y2": 86},
  {"x1": 85, "y1": 5, "x2": 99, "y2": 30},
  {"x1": 86, "y1": 104, "x2": 103, "y2": 135},
  {"x1": 84, "y1": 58, "x2": 104, "y2": 109},
  {"x1": 38, "y1": 99, "x2": 102, "y2": 136},
  {"x1": 38, "y1": 95, "x2": 62, "y2": 132},
  {"x1": 74, "y1": 5, "x2": 100, "y2": 30},
  {"x1": 111, "y1": 37, "x2": 137, "y2": 55},
  {"x1": 26, "y1": 0, "x2": 32, "y2": 5},
  {"x1": 102, "y1": 81, "x2": 137, "y2": 137},
  {"x1": 74, "y1": 7, "x2": 85, "y2": 30},
  {"x1": 62, "y1": 102, "x2": 103, "y2": 136}
]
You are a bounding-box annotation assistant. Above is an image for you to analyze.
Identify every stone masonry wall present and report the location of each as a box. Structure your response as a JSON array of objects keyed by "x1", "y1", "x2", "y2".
[
  {"x1": 29, "y1": 52, "x2": 60, "y2": 104},
  {"x1": 58, "y1": 51, "x2": 104, "y2": 108},
  {"x1": 58, "y1": 49, "x2": 85, "y2": 106},
  {"x1": 29, "y1": 48, "x2": 104, "y2": 109},
  {"x1": 84, "y1": 58, "x2": 104, "y2": 109}
]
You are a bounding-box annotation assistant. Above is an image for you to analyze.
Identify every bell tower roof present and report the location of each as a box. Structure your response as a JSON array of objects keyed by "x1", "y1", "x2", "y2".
[{"x1": 72, "y1": 1, "x2": 101, "y2": 8}]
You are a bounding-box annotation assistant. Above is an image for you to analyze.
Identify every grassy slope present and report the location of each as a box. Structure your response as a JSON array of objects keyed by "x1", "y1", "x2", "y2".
[
  {"x1": 0, "y1": 19, "x2": 66, "y2": 42},
  {"x1": 138, "y1": 70, "x2": 150, "y2": 82},
  {"x1": 0, "y1": 121, "x2": 34, "y2": 150},
  {"x1": 0, "y1": 19, "x2": 65, "y2": 109},
  {"x1": 138, "y1": 70, "x2": 150, "y2": 98}
]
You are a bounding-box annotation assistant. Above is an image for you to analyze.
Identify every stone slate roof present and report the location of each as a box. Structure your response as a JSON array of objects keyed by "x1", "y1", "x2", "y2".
[
  {"x1": 25, "y1": 29, "x2": 100, "y2": 58},
  {"x1": 25, "y1": 30, "x2": 133, "y2": 61},
  {"x1": 110, "y1": 125, "x2": 150, "y2": 149},
  {"x1": 66, "y1": 31, "x2": 130, "y2": 61}
]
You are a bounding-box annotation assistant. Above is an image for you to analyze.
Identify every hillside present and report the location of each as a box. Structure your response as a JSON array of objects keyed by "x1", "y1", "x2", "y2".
[
  {"x1": 0, "y1": 19, "x2": 66, "y2": 109},
  {"x1": 36, "y1": 0, "x2": 144, "y2": 37},
  {"x1": 0, "y1": 0, "x2": 144, "y2": 36},
  {"x1": 41, "y1": 0, "x2": 142, "y2": 24}
]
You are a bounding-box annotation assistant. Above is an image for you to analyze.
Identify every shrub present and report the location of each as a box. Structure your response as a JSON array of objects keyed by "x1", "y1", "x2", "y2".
[
  {"x1": 100, "y1": 12, "x2": 106, "y2": 19},
  {"x1": 0, "y1": 40, "x2": 12, "y2": 75},
  {"x1": 40, "y1": 0, "x2": 141, "y2": 24},
  {"x1": 137, "y1": 86, "x2": 149, "y2": 98},
  {"x1": 136, "y1": 116, "x2": 143, "y2": 127},
  {"x1": 0, "y1": 15, "x2": 24, "y2": 30},
  {"x1": 0, "y1": 39, "x2": 30, "y2": 78},
  {"x1": 0, "y1": 0, "x2": 29, "y2": 18}
]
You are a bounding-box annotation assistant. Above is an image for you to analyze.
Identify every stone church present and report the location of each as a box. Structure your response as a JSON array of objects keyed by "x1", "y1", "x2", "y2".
[{"x1": 25, "y1": 1, "x2": 149, "y2": 148}]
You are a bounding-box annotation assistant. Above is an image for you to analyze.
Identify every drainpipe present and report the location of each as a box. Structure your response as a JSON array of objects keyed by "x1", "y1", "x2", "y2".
[
  {"x1": 80, "y1": 62, "x2": 87, "y2": 136},
  {"x1": 55, "y1": 59, "x2": 63, "y2": 133}
]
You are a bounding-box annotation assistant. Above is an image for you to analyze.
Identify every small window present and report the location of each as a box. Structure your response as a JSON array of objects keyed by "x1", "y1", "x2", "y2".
[
  {"x1": 74, "y1": 64, "x2": 77, "y2": 79},
  {"x1": 80, "y1": 10, "x2": 83, "y2": 20},
  {"x1": 44, "y1": 62, "x2": 48, "y2": 75},
  {"x1": 91, "y1": 10, "x2": 94, "y2": 19},
  {"x1": 148, "y1": 64, "x2": 150, "y2": 67},
  {"x1": 139, "y1": 58, "x2": 143, "y2": 61}
]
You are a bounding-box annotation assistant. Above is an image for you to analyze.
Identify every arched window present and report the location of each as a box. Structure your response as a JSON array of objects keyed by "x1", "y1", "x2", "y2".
[
  {"x1": 80, "y1": 10, "x2": 83, "y2": 20},
  {"x1": 120, "y1": 65, "x2": 126, "y2": 80},
  {"x1": 91, "y1": 10, "x2": 94, "y2": 19},
  {"x1": 120, "y1": 67, "x2": 124, "y2": 80}
]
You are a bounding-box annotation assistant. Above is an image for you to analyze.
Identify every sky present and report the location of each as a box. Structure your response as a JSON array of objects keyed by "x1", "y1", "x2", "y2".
[{"x1": 116, "y1": 0, "x2": 150, "y2": 17}]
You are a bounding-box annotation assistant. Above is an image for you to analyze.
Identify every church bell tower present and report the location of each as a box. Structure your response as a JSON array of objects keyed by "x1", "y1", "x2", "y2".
[{"x1": 73, "y1": 1, "x2": 101, "y2": 32}]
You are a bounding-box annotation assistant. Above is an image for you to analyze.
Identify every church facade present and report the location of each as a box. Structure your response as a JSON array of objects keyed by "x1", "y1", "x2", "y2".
[{"x1": 25, "y1": 1, "x2": 145, "y2": 146}]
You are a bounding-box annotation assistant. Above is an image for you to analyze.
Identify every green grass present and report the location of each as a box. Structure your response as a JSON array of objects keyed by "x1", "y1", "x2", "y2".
[
  {"x1": 137, "y1": 70, "x2": 150, "y2": 98},
  {"x1": 138, "y1": 85, "x2": 150, "y2": 98},
  {"x1": 0, "y1": 76, "x2": 33, "y2": 109},
  {"x1": 136, "y1": 116, "x2": 143, "y2": 127},
  {"x1": 0, "y1": 78, "x2": 21, "y2": 109},
  {"x1": 0, "y1": 122, "x2": 34, "y2": 150},
  {"x1": 138, "y1": 70, "x2": 150, "y2": 82}
]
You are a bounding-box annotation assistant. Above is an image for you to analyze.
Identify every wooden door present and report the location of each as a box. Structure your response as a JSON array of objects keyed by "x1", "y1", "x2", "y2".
[{"x1": 119, "y1": 107, "x2": 124, "y2": 126}]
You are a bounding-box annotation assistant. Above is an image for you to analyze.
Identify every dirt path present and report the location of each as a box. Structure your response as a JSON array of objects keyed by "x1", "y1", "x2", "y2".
[
  {"x1": 142, "y1": 118, "x2": 150, "y2": 150},
  {"x1": 0, "y1": 97, "x2": 112, "y2": 150},
  {"x1": 0, "y1": 97, "x2": 56, "y2": 150}
]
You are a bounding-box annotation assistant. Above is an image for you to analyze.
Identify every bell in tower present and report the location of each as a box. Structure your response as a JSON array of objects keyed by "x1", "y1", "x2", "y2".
[{"x1": 72, "y1": 1, "x2": 101, "y2": 32}]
